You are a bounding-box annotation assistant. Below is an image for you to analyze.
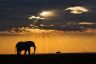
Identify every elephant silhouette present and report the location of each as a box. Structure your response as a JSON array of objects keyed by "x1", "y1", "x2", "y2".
[{"x1": 16, "y1": 41, "x2": 36, "y2": 55}]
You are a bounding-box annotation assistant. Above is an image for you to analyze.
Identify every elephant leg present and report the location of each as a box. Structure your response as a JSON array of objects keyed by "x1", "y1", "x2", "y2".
[
  {"x1": 17, "y1": 51, "x2": 21, "y2": 55},
  {"x1": 24, "y1": 50, "x2": 27, "y2": 55},
  {"x1": 28, "y1": 48, "x2": 30, "y2": 55}
]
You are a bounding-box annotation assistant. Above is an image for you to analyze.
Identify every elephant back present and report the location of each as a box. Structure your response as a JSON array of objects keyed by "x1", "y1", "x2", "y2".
[
  {"x1": 26, "y1": 41, "x2": 35, "y2": 47},
  {"x1": 16, "y1": 41, "x2": 35, "y2": 48}
]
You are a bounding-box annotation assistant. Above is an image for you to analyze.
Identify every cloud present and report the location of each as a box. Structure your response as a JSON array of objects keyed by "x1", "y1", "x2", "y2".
[
  {"x1": 29, "y1": 16, "x2": 44, "y2": 20},
  {"x1": 65, "y1": 6, "x2": 88, "y2": 14},
  {"x1": 79, "y1": 22, "x2": 95, "y2": 25},
  {"x1": 39, "y1": 11, "x2": 55, "y2": 17}
]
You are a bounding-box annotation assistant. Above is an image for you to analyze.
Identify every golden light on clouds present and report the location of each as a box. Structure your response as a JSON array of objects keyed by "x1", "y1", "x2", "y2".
[
  {"x1": 29, "y1": 11, "x2": 55, "y2": 20},
  {"x1": 29, "y1": 16, "x2": 44, "y2": 20},
  {"x1": 39, "y1": 11, "x2": 54, "y2": 17},
  {"x1": 79, "y1": 22, "x2": 95, "y2": 25},
  {"x1": 65, "y1": 6, "x2": 88, "y2": 14}
]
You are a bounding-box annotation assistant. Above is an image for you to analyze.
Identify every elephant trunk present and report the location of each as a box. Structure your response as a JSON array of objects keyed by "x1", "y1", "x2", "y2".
[
  {"x1": 15, "y1": 46, "x2": 17, "y2": 54},
  {"x1": 33, "y1": 46, "x2": 36, "y2": 54}
]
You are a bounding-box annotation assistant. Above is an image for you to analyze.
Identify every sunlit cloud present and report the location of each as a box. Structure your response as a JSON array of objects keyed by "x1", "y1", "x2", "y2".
[
  {"x1": 79, "y1": 22, "x2": 95, "y2": 25},
  {"x1": 39, "y1": 11, "x2": 55, "y2": 17},
  {"x1": 65, "y1": 6, "x2": 88, "y2": 14},
  {"x1": 29, "y1": 11, "x2": 55, "y2": 20},
  {"x1": 7, "y1": 27, "x2": 65, "y2": 34},
  {"x1": 29, "y1": 16, "x2": 45, "y2": 20},
  {"x1": 28, "y1": 11, "x2": 55, "y2": 26}
]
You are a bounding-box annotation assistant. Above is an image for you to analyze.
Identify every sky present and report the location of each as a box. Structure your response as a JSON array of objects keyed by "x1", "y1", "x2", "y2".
[{"x1": 0, "y1": 0, "x2": 96, "y2": 31}]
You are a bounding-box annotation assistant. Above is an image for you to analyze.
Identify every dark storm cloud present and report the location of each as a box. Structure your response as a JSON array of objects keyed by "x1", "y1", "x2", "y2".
[{"x1": 0, "y1": 0, "x2": 96, "y2": 30}]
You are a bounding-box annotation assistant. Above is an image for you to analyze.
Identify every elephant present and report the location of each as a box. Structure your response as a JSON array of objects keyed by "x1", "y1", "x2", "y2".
[{"x1": 16, "y1": 41, "x2": 36, "y2": 55}]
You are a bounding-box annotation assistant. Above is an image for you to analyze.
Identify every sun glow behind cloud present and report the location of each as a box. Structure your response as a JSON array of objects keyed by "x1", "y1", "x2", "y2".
[
  {"x1": 29, "y1": 11, "x2": 55, "y2": 20},
  {"x1": 39, "y1": 11, "x2": 55, "y2": 17},
  {"x1": 29, "y1": 16, "x2": 44, "y2": 20},
  {"x1": 65, "y1": 6, "x2": 88, "y2": 14}
]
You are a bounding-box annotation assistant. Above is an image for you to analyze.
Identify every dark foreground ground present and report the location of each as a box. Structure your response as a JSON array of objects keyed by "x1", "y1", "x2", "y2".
[{"x1": 0, "y1": 53, "x2": 96, "y2": 64}]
